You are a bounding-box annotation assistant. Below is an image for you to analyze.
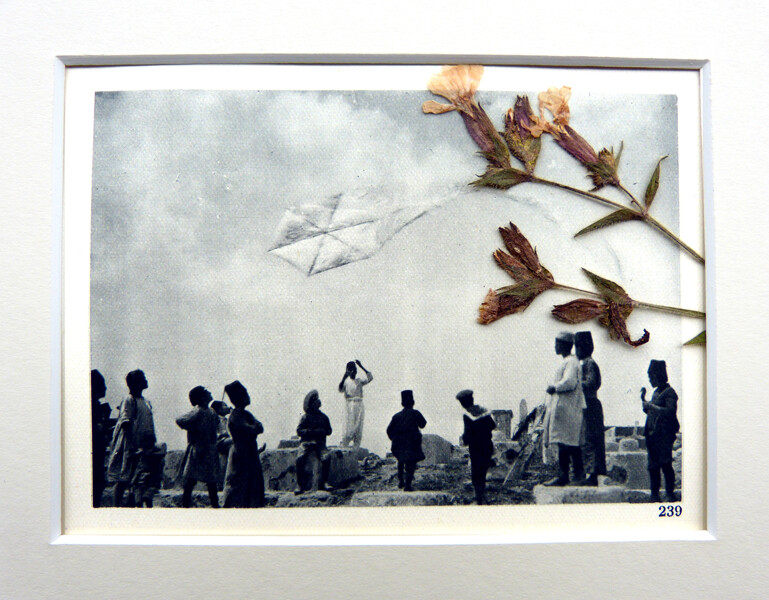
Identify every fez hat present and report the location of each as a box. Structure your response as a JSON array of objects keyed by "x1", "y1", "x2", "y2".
[
  {"x1": 456, "y1": 389, "x2": 474, "y2": 403},
  {"x1": 401, "y1": 389, "x2": 414, "y2": 405},
  {"x1": 224, "y1": 380, "x2": 249, "y2": 407},
  {"x1": 575, "y1": 331, "x2": 594, "y2": 354},
  {"x1": 648, "y1": 359, "x2": 668, "y2": 381},
  {"x1": 556, "y1": 331, "x2": 575, "y2": 343}
]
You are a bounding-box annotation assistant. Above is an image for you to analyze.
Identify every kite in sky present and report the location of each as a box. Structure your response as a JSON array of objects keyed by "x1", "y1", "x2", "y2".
[{"x1": 269, "y1": 188, "x2": 455, "y2": 275}]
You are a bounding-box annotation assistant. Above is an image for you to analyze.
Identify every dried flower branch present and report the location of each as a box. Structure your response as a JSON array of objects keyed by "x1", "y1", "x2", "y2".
[
  {"x1": 423, "y1": 66, "x2": 705, "y2": 264},
  {"x1": 478, "y1": 224, "x2": 705, "y2": 347}
]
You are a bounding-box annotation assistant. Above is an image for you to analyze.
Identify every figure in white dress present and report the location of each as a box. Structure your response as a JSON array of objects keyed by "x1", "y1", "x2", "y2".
[{"x1": 338, "y1": 359, "x2": 373, "y2": 449}]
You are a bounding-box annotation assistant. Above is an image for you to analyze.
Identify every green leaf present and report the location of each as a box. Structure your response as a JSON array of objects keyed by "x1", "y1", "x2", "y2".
[
  {"x1": 683, "y1": 330, "x2": 706, "y2": 345},
  {"x1": 644, "y1": 156, "x2": 668, "y2": 209},
  {"x1": 470, "y1": 168, "x2": 531, "y2": 190},
  {"x1": 582, "y1": 268, "x2": 631, "y2": 304},
  {"x1": 574, "y1": 209, "x2": 641, "y2": 237}
]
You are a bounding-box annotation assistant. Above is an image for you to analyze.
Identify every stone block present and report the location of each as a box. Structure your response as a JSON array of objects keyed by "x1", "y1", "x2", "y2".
[
  {"x1": 619, "y1": 438, "x2": 640, "y2": 452},
  {"x1": 605, "y1": 441, "x2": 620, "y2": 452},
  {"x1": 162, "y1": 449, "x2": 184, "y2": 489},
  {"x1": 421, "y1": 433, "x2": 454, "y2": 465},
  {"x1": 348, "y1": 491, "x2": 454, "y2": 507},
  {"x1": 261, "y1": 448, "x2": 299, "y2": 491},
  {"x1": 355, "y1": 447, "x2": 370, "y2": 460},
  {"x1": 491, "y1": 410, "x2": 513, "y2": 441},
  {"x1": 533, "y1": 485, "x2": 650, "y2": 504},
  {"x1": 325, "y1": 447, "x2": 361, "y2": 487},
  {"x1": 274, "y1": 490, "x2": 335, "y2": 508},
  {"x1": 262, "y1": 447, "x2": 361, "y2": 490},
  {"x1": 278, "y1": 438, "x2": 302, "y2": 449},
  {"x1": 605, "y1": 451, "x2": 650, "y2": 489},
  {"x1": 518, "y1": 399, "x2": 529, "y2": 425}
]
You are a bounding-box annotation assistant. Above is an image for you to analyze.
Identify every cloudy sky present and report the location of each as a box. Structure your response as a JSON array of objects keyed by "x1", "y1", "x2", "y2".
[{"x1": 90, "y1": 86, "x2": 690, "y2": 455}]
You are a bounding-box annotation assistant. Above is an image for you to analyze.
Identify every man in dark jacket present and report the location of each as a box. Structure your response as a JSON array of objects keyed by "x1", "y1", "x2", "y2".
[
  {"x1": 295, "y1": 390, "x2": 333, "y2": 493},
  {"x1": 456, "y1": 389, "x2": 496, "y2": 505},
  {"x1": 386, "y1": 390, "x2": 427, "y2": 491}
]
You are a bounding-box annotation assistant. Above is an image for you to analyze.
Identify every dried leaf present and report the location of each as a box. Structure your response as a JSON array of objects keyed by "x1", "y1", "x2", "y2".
[
  {"x1": 552, "y1": 299, "x2": 607, "y2": 323},
  {"x1": 470, "y1": 168, "x2": 531, "y2": 190},
  {"x1": 574, "y1": 209, "x2": 641, "y2": 237},
  {"x1": 582, "y1": 268, "x2": 632, "y2": 304},
  {"x1": 644, "y1": 155, "x2": 668, "y2": 209},
  {"x1": 684, "y1": 330, "x2": 706, "y2": 345}
]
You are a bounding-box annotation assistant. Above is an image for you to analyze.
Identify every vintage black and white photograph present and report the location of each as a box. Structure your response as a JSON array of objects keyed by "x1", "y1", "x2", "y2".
[{"x1": 64, "y1": 64, "x2": 706, "y2": 535}]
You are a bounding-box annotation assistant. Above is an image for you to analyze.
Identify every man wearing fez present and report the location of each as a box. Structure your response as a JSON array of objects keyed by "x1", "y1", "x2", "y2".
[
  {"x1": 575, "y1": 331, "x2": 606, "y2": 486},
  {"x1": 641, "y1": 359, "x2": 680, "y2": 502},
  {"x1": 544, "y1": 332, "x2": 585, "y2": 486},
  {"x1": 386, "y1": 390, "x2": 427, "y2": 492},
  {"x1": 456, "y1": 389, "x2": 496, "y2": 505}
]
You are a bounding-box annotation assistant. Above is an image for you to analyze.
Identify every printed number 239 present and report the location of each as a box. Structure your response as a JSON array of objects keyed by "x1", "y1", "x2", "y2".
[{"x1": 658, "y1": 505, "x2": 682, "y2": 517}]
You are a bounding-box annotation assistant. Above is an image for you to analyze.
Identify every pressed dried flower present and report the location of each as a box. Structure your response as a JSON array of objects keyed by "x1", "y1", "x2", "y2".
[
  {"x1": 422, "y1": 65, "x2": 511, "y2": 169},
  {"x1": 551, "y1": 299, "x2": 607, "y2": 323},
  {"x1": 479, "y1": 287, "x2": 543, "y2": 324},
  {"x1": 585, "y1": 145, "x2": 622, "y2": 190},
  {"x1": 538, "y1": 86, "x2": 572, "y2": 126},
  {"x1": 425, "y1": 65, "x2": 484, "y2": 110},
  {"x1": 601, "y1": 301, "x2": 650, "y2": 347},
  {"x1": 552, "y1": 298, "x2": 650, "y2": 347},
  {"x1": 504, "y1": 96, "x2": 542, "y2": 173},
  {"x1": 478, "y1": 223, "x2": 554, "y2": 324},
  {"x1": 551, "y1": 269, "x2": 650, "y2": 346}
]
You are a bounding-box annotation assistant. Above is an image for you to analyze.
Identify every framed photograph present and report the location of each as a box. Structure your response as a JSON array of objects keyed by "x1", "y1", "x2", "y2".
[
  {"x1": 6, "y1": 0, "x2": 768, "y2": 593},
  {"x1": 59, "y1": 62, "x2": 711, "y2": 541}
]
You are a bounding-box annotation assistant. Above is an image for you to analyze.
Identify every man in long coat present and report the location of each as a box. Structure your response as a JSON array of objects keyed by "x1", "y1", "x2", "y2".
[
  {"x1": 386, "y1": 389, "x2": 427, "y2": 491},
  {"x1": 544, "y1": 332, "x2": 585, "y2": 486}
]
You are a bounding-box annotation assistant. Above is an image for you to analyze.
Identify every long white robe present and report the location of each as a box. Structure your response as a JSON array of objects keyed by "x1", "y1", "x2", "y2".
[{"x1": 545, "y1": 355, "x2": 585, "y2": 447}]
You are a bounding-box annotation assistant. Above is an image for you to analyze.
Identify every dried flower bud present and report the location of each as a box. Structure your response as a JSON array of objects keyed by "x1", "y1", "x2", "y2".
[
  {"x1": 552, "y1": 299, "x2": 607, "y2": 323},
  {"x1": 478, "y1": 285, "x2": 544, "y2": 324},
  {"x1": 586, "y1": 145, "x2": 623, "y2": 190},
  {"x1": 553, "y1": 125, "x2": 600, "y2": 165},
  {"x1": 504, "y1": 96, "x2": 542, "y2": 173}
]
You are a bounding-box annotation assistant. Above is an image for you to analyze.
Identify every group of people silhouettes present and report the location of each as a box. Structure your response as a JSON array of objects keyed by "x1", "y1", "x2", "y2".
[
  {"x1": 542, "y1": 330, "x2": 680, "y2": 502},
  {"x1": 91, "y1": 337, "x2": 680, "y2": 508}
]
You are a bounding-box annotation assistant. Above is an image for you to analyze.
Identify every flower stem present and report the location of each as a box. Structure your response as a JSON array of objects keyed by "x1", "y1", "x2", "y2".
[
  {"x1": 644, "y1": 214, "x2": 705, "y2": 264},
  {"x1": 529, "y1": 175, "x2": 705, "y2": 264},
  {"x1": 552, "y1": 282, "x2": 705, "y2": 319},
  {"x1": 617, "y1": 183, "x2": 646, "y2": 213},
  {"x1": 530, "y1": 175, "x2": 627, "y2": 211}
]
